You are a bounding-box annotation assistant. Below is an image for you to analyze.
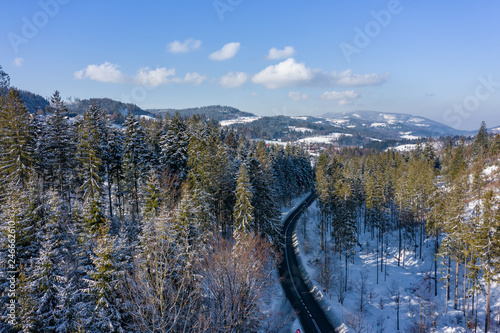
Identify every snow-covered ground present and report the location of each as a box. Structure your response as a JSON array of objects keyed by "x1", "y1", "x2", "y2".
[
  {"x1": 297, "y1": 133, "x2": 352, "y2": 144},
  {"x1": 288, "y1": 126, "x2": 313, "y2": 133},
  {"x1": 388, "y1": 144, "x2": 419, "y2": 152},
  {"x1": 371, "y1": 123, "x2": 387, "y2": 128},
  {"x1": 295, "y1": 201, "x2": 500, "y2": 333},
  {"x1": 219, "y1": 116, "x2": 261, "y2": 126}
]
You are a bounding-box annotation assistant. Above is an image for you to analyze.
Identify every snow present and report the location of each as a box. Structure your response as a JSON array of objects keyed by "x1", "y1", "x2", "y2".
[
  {"x1": 388, "y1": 144, "x2": 418, "y2": 152},
  {"x1": 294, "y1": 200, "x2": 499, "y2": 333},
  {"x1": 265, "y1": 140, "x2": 289, "y2": 147},
  {"x1": 292, "y1": 116, "x2": 308, "y2": 120},
  {"x1": 352, "y1": 113, "x2": 361, "y2": 118},
  {"x1": 219, "y1": 116, "x2": 261, "y2": 126},
  {"x1": 327, "y1": 118, "x2": 349, "y2": 126},
  {"x1": 370, "y1": 122, "x2": 387, "y2": 127},
  {"x1": 382, "y1": 114, "x2": 398, "y2": 124},
  {"x1": 400, "y1": 131, "x2": 421, "y2": 140},
  {"x1": 296, "y1": 133, "x2": 351, "y2": 144},
  {"x1": 288, "y1": 126, "x2": 313, "y2": 133},
  {"x1": 409, "y1": 117, "x2": 425, "y2": 123},
  {"x1": 139, "y1": 115, "x2": 155, "y2": 121},
  {"x1": 483, "y1": 165, "x2": 498, "y2": 177},
  {"x1": 260, "y1": 192, "x2": 313, "y2": 333},
  {"x1": 414, "y1": 123, "x2": 430, "y2": 127}
]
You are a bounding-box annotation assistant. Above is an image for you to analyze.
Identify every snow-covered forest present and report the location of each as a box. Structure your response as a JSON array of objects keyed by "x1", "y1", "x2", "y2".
[
  {"x1": 311, "y1": 127, "x2": 500, "y2": 332},
  {"x1": 0, "y1": 67, "x2": 314, "y2": 332},
  {"x1": 2, "y1": 62, "x2": 500, "y2": 333}
]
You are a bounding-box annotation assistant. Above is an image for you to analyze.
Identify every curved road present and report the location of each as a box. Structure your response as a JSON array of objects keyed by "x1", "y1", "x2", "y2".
[{"x1": 279, "y1": 192, "x2": 339, "y2": 333}]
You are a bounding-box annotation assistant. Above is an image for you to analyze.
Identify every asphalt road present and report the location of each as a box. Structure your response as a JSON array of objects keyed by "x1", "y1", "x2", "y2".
[{"x1": 279, "y1": 192, "x2": 339, "y2": 333}]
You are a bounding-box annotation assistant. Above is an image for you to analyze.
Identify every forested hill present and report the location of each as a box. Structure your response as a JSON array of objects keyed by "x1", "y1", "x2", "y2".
[
  {"x1": 66, "y1": 97, "x2": 151, "y2": 118},
  {"x1": 18, "y1": 90, "x2": 50, "y2": 114},
  {"x1": 147, "y1": 105, "x2": 255, "y2": 121}
]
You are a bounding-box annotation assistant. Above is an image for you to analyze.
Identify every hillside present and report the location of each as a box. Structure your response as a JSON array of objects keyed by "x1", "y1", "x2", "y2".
[
  {"x1": 147, "y1": 105, "x2": 255, "y2": 122},
  {"x1": 66, "y1": 98, "x2": 151, "y2": 119},
  {"x1": 220, "y1": 110, "x2": 472, "y2": 147},
  {"x1": 319, "y1": 110, "x2": 471, "y2": 139}
]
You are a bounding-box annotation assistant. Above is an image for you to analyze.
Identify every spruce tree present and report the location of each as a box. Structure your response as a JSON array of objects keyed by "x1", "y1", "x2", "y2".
[
  {"x1": 123, "y1": 114, "x2": 149, "y2": 217},
  {"x1": 233, "y1": 163, "x2": 254, "y2": 238},
  {"x1": 0, "y1": 88, "x2": 34, "y2": 189},
  {"x1": 473, "y1": 121, "x2": 488, "y2": 156},
  {"x1": 43, "y1": 91, "x2": 75, "y2": 206}
]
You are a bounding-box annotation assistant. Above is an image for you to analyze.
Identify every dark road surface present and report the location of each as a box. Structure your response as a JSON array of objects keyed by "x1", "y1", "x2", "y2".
[{"x1": 279, "y1": 192, "x2": 339, "y2": 333}]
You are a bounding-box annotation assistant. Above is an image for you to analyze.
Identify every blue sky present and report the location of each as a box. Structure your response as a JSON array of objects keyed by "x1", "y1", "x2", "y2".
[{"x1": 1, "y1": 0, "x2": 500, "y2": 130}]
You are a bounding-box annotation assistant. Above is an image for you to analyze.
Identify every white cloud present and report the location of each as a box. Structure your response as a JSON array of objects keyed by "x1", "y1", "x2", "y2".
[
  {"x1": 330, "y1": 70, "x2": 389, "y2": 86},
  {"x1": 320, "y1": 90, "x2": 360, "y2": 105},
  {"x1": 75, "y1": 62, "x2": 206, "y2": 86},
  {"x1": 251, "y1": 58, "x2": 314, "y2": 89},
  {"x1": 74, "y1": 62, "x2": 127, "y2": 83},
  {"x1": 13, "y1": 57, "x2": 24, "y2": 67},
  {"x1": 220, "y1": 72, "x2": 249, "y2": 88},
  {"x1": 167, "y1": 38, "x2": 201, "y2": 53},
  {"x1": 135, "y1": 67, "x2": 176, "y2": 86},
  {"x1": 209, "y1": 42, "x2": 240, "y2": 61},
  {"x1": 252, "y1": 58, "x2": 388, "y2": 89},
  {"x1": 288, "y1": 91, "x2": 309, "y2": 101},
  {"x1": 267, "y1": 46, "x2": 295, "y2": 60},
  {"x1": 176, "y1": 72, "x2": 207, "y2": 85}
]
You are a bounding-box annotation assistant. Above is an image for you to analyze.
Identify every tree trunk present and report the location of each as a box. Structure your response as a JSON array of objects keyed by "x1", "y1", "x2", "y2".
[
  {"x1": 454, "y1": 261, "x2": 459, "y2": 310},
  {"x1": 107, "y1": 170, "x2": 113, "y2": 218},
  {"x1": 485, "y1": 279, "x2": 491, "y2": 333},
  {"x1": 435, "y1": 232, "x2": 438, "y2": 296},
  {"x1": 396, "y1": 292, "x2": 400, "y2": 331},
  {"x1": 398, "y1": 222, "x2": 402, "y2": 267}
]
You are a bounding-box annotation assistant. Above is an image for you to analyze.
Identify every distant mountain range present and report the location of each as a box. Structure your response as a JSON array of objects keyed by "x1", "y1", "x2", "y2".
[
  {"x1": 11, "y1": 88, "x2": 494, "y2": 143},
  {"x1": 318, "y1": 110, "x2": 473, "y2": 139}
]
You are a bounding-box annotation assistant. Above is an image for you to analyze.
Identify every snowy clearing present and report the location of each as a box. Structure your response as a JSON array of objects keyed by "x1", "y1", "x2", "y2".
[
  {"x1": 219, "y1": 116, "x2": 261, "y2": 126},
  {"x1": 297, "y1": 133, "x2": 351, "y2": 144},
  {"x1": 288, "y1": 126, "x2": 313, "y2": 133}
]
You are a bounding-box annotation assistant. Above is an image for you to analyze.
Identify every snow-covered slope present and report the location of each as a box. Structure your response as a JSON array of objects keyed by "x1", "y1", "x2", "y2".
[{"x1": 319, "y1": 110, "x2": 469, "y2": 139}]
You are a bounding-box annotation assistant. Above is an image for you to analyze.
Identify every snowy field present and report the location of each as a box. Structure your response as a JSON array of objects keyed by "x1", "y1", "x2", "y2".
[
  {"x1": 219, "y1": 116, "x2": 261, "y2": 126},
  {"x1": 294, "y1": 201, "x2": 500, "y2": 333}
]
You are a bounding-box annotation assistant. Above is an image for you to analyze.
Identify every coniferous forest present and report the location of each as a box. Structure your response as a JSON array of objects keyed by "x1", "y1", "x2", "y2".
[
  {"x1": 0, "y1": 67, "x2": 314, "y2": 332},
  {"x1": 314, "y1": 124, "x2": 500, "y2": 332}
]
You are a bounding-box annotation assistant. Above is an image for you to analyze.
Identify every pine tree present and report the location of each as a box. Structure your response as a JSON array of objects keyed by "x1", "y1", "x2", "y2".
[
  {"x1": 249, "y1": 141, "x2": 282, "y2": 242},
  {"x1": 233, "y1": 163, "x2": 254, "y2": 238},
  {"x1": 473, "y1": 121, "x2": 488, "y2": 156},
  {"x1": 85, "y1": 224, "x2": 125, "y2": 333},
  {"x1": 123, "y1": 114, "x2": 149, "y2": 217},
  {"x1": 43, "y1": 91, "x2": 75, "y2": 206},
  {"x1": 0, "y1": 88, "x2": 34, "y2": 189},
  {"x1": 477, "y1": 190, "x2": 499, "y2": 332},
  {"x1": 161, "y1": 112, "x2": 189, "y2": 183},
  {"x1": 30, "y1": 192, "x2": 67, "y2": 332},
  {"x1": 0, "y1": 65, "x2": 10, "y2": 95},
  {"x1": 142, "y1": 168, "x2": 162, "y2": 218}
]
